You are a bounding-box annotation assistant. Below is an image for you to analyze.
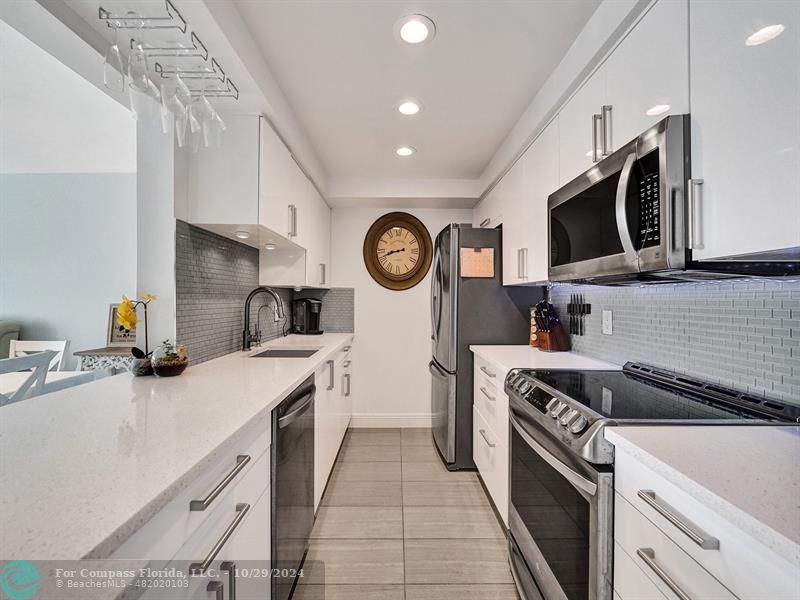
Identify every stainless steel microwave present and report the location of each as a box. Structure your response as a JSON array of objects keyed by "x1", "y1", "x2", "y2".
[
  {"x1": 547, "y1": 114, "x2": 798, "y2": 283},
  {"x1": 548, "y1": 115, "x2": 689, "y2": 283}
]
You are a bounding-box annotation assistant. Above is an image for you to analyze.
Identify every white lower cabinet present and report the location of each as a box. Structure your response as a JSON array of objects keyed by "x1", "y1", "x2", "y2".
[
  {"x1": 314, "y1": 344, "x2": 353, "y2": 511},
  {"x1": 472, "y1": 355, "x2": 509, "y2": 525}
]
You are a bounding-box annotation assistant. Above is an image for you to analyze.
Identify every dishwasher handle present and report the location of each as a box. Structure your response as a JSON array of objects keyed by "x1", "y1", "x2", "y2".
[{"x1": 278, "y1": 391, "x2": 314, "y2": 429}]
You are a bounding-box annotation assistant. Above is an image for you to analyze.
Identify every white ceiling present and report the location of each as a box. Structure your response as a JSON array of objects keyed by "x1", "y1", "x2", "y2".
[{"x1": 233, "y1": 0, "x2": 600, "y2": 181}]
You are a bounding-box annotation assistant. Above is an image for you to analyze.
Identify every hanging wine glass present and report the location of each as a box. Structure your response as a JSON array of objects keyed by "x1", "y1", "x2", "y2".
[{"x1": 103, "y1": 20, "x2": 125, "y2": 92}]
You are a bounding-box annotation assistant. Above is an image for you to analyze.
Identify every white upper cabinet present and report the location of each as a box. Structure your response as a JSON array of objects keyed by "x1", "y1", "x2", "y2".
[
  {"x1": 502, "y1": 117, "x2": 560, "y2": 285},
  {"x1": 559, "y1": 0, "x2": 689, "y2": 187},
  {"x1": 689, "y1": 0, "x2": 800, "y2": 259},
  {"x1": 472, "y1": 192, "x2": 503, "y2": 229},
  {"x1": 558, "y1": 67, "x2": 606, "y2": 186},
  {"x1": 605, "y1": 0, "x2": 689, "y2": 150}
]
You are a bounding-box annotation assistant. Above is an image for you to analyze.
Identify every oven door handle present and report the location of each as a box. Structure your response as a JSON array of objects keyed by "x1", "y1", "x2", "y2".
[
  {"x1": 511, "y1": 412, "x2": 597, "y2": 496},
  {"x1": 615, "y1": 152, "x2": 638, "y2": 262}
]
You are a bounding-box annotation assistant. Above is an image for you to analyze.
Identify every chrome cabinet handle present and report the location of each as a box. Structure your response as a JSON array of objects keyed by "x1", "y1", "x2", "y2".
[
  {"x1": 206, "y1": 581, "x2": 224, "y2": 600},
  {"x1": 343, "y1": 360, "x2": 351, "y2": 368},
  {"x1": 190, "y1": 503, "x2": 251, "y2": 574},
  {"x1": 287, "y1": 204, "x2": 297, "y2": 237},
  {"x1": 637, "y1": 490, "x2": 719, "y2": 549},
  {"x1": 327, "y1": 360, "x2": 334, "y2": 391},
  {"x1": 344, "y1": 373, "x2": 351, "y2": 397},
  {"x1": 320, "y1": 263, "x2": 326, "y2": 285},
  {"x1": 479, "y1": 386, "x2": 496, "y2": 402},
  {"x1": 190, "y1": 455, "x2": 251, "y2": 511},
  {"x1": 520, "y1": 248, "x2": 528, "y2": 280},
  {"x1": 479, "y1": 429, "x2": 495, "y2": 448},
  {"x1": 601, "y1": 105, "x2": 613, "y2": 156},
  {"x1": 592, "y1": 113, "x2": 602, "y2": 163},
  {"x1": 636, "y1": 548, "x2": 692, "y2": 600},
  {"x1": 687, "y1": 179, "x2": 704, "y2": 249},
  {"x1": 220, "y1": 562, "x2": 236, "y2": 600},
  {"x1": 479, "y1": 365, "x2": 496, "y2": 378},
  {"x1": 479, "y1": 217, "x2": 490, "y2": 227},
  {"x1": 343, "y1": 345, "x2": 351, "y2": 352}
]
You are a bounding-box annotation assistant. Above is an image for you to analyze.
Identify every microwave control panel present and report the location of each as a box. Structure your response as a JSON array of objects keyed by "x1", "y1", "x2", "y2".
[{"x1": 637, "y1": 171, "x2": 661, "y2": 249}]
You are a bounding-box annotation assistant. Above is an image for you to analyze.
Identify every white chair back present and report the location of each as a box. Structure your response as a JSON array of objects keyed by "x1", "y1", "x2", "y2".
[
  {"x1": 0, "y1": 351, "x2": 57, "y2": 406},
  {"x1": 39, "y1": 368, "x2": 114, "y2": 396},
  {"x1": 9, "y1": 340, "x2": 68, "y2": 371}
]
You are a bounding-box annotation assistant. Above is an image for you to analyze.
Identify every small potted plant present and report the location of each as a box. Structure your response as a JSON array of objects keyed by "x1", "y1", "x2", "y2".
[
  {"x1": 151, "y1": 339, "x2": 189, "y2": 377},
  {"x1": 116, "y1": 293, "x2": 157, "y2": 376}
]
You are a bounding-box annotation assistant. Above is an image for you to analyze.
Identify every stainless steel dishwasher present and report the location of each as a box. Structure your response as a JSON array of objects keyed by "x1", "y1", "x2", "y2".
[{"x1": 271, "y1": 375, "x2": 315, "y2": 600}]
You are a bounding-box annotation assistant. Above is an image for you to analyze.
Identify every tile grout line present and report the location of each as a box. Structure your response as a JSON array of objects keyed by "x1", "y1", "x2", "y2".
[{"x1": 400, "y1": 433, "x2": 407, "y2": 600}]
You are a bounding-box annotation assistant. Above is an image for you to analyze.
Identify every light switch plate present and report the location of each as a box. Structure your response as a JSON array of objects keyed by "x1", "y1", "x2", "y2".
[{"x1": 602, "y1": 310, "x2": 613, "y2": 335}]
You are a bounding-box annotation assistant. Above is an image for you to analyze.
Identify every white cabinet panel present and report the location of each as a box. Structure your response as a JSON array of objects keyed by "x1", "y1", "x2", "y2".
[
  {"x1": 314, "y1": 360, "x2": 336, "y2": 511},
  {"x1": 689, "y1": 0, "x2": 800, "y2": 258},
  {"x1": 605, "y1": 0, "x2": 689, "y2": 149},
  {"x1": 613, "y1": 541, "x2": 667, "y2": 600},
  {"x1": 499, "y1": 156, "x2": 527, "y2": 285},
  {"x1": 472, "y1": 406, "x2": 508, "y2": 525},
  {"x1": 558, "y1": 67, "x2": 606, "y2": 186}
]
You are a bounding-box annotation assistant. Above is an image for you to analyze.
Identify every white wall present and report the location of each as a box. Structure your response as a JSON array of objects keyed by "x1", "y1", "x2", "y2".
[
  {"x1": 331, "y1": 206, "x2": 472, "y2": 427},
  {"x1": 0, "y1": 16, "x2": 137, "y2": 370}
]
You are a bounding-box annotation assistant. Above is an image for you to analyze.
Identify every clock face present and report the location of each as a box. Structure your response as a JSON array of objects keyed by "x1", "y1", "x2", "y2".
[
  {"x1": 377, "y1": 226, "x2": 420, "y2": 277},
  {"x1": 363, "y1": 212, "x2": 432, "y2": 290}
]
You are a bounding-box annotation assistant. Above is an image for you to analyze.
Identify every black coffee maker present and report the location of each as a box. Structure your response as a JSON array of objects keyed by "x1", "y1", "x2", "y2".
[{"x1": 292, "y1": 299, "x2": 323, "y2": 335}]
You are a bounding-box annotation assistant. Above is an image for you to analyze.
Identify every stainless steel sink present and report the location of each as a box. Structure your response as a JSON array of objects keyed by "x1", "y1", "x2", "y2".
[{"x1": 251, "y1": 348, "x2": 320, "y2": 358}]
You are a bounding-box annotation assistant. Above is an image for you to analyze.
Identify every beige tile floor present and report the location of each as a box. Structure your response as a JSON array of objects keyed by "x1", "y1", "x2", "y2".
[{"x1": 294, "y1": 428, "x2": 519, "y2": 600}]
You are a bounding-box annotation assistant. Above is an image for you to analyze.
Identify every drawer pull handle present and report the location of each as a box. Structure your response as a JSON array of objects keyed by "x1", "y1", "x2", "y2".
[
  {"x1": 637, "y1": 490, "x2": 719, "y2": 550},
  {"x1": 479, "y1": 366, "x2": 496, "y2": 378},
  {"x1": 479, "y1": 386, "x2": 496, "y2": 402},
  {"x1": 343, "y1": 345, "x2": 352, "y2": 352},
  {"x1": 327, "y1": 360, "x2": 335, "y2": 391},
  {"x1": 343, "y1": 360, "x2": 351, "y2": 368},
  {"x1": 206, "y1": 581, "x2": 224, "y2": 600},
  {"x1": 479, "y1": 429, "x2": 496, "y2": 448},
  {"x1": 636, "y1": 548, "x2": 692, "y2": 600},
  {"x1": 220, "y1": 562, "x2": 237, "y2": 600},
  {"x1": 190, "y1": 503, "x2": 251, "y2": 574},
  {"x1": 190, "y1": 455, "x2": 251, "y2": 511}
]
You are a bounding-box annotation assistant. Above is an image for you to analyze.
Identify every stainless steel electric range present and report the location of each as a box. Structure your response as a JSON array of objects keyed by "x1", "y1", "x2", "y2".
[{"x1": 504, "y1": 362, "x2": 800, "y2": 600}]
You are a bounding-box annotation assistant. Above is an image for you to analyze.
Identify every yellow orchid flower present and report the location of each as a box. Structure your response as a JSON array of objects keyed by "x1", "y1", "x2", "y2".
[
  {"x1": 116, "y1": 296, "x2": 138, "y2": 331},
  {"x1": 140, "y1": 293, "x2": 158, "y2": 303}
]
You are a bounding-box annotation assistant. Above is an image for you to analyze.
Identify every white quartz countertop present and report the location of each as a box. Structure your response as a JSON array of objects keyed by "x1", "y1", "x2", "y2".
[
  {"x1": 605, "y1": 426, "x2": 800, "y2": 566},
  {"x1": 0, "y1": 333, "x2": 353, "y2": 561},
  {"x1": 469, "y1": 345, "x2": 620, "y2": 376}
]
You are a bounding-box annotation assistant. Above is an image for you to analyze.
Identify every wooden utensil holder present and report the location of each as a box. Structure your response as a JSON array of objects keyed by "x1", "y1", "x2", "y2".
[{"x1": 537, "y1": 322, "x2": 571, "y2": 352}]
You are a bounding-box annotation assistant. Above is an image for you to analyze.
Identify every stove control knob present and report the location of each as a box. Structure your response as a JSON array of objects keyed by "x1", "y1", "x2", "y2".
[
  {"x1": 554, "y1": 404, "x2": 571, "y2": 420},
  {"x1": 519, "y1": 381, "x2": 532, "y2": 394},
  {"x1": 559, "y1": 409, "x2": 579, "y2": 427},
  {"x1": 569, "y1": 416, "x2": 589, "y2": 435},
  {"x1": 549, "y1": 402, "x2": 564, "y2": 418},
  {"x1": 545, "y1": 397, "x2": 559, "y2": 412}
]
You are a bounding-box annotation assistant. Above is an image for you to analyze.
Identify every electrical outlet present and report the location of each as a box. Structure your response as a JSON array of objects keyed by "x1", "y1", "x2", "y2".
[{"x1": 602, "y1": 310, "x2": 613, "y2": 335}]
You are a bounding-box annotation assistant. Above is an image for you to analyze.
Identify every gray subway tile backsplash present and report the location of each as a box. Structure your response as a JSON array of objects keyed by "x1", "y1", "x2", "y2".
[
  {"x1": 176, "y1": 220, "x2": 354, "y2": 365},
  {"x1": 549, "y1": 279, "x2": 800, "y2": 406}
]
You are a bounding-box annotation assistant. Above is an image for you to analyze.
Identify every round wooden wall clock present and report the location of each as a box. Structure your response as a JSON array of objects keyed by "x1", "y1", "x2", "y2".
[{"x1": 363, "y1": 212, "x2": 433, "y2": 290}]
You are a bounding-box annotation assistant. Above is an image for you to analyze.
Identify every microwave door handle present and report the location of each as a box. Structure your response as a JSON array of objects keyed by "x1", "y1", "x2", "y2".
[
  {"x1": 615, "y1": 152, "x2": 638, "y2": 263},
  {"x1": 510, "y1": 411, "x2": 597, "y2": 497}
]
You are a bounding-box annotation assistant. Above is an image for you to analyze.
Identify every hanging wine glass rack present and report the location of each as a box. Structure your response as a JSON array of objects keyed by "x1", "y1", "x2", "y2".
[{"x1": 98, "y1": 0, "x2": 239, "y2": 100}]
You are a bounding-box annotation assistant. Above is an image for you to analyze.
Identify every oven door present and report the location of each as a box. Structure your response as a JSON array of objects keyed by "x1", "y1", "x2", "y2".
[
  {"x1": 548, "y1": 115, "x2": 687, "y2": 282},
  {"x1": 509, "y1": 403, "x2": 613, "y2": 600}
]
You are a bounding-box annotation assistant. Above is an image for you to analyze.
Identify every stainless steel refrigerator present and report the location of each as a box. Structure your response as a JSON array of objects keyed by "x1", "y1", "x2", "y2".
[{"x1": 430, "y1": 224, "x2": 543, "y2": 470}]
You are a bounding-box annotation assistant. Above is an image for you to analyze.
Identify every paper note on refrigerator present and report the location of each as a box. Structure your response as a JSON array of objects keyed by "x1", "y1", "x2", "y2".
[{"x1": 460, "y1": 248, "x2": 494, "y2": 278}]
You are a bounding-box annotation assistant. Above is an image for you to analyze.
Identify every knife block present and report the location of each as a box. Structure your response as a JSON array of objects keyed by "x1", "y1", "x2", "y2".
[{"x1": 537, "y1": 322, "x2": 571, "y2": 352}]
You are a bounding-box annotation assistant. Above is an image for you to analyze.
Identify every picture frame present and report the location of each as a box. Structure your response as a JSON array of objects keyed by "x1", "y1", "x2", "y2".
[{"x1": 107, "y1": 303, "x2": 136, "y2": 347}]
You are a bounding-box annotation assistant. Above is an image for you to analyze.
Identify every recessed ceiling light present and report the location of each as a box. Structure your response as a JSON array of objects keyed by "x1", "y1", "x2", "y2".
[
  {"x1": 396, "y1": 14, "x2": 436, "y2": 45},
  {"x1": 398, "y1": 100, "x2": 421, "y2": 116},
  {"x1": 234, "y1": 230, "x2": 250, "y2": 239},
  {"x1": 396, "y1": 146, "x2": 415, "y2": 157},
  {"x1": 264, "y1": 243, "x2": 277, "y2": 250},
  {"x1": 745, "y1": 24, "x2": 784, "y2": 46},
  {"x1": 646, "y1": 104, "x2": 671, "y2": 117}
]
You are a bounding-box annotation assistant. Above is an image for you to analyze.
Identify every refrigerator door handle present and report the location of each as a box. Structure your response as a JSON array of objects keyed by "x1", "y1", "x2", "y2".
[{"x1": 431, "y1": 250, "x2": 443, "y2": 341}]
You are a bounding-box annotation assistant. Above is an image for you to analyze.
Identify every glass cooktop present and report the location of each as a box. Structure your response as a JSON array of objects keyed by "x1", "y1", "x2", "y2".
[{"x1": 527, "y1": 365, "x2": 799, "y2": 423}]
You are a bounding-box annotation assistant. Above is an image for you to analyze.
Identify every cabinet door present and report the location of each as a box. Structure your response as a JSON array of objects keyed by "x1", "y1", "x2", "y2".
[
  {"x1": 222, "y1": 489, "x2": 271, "y2": 600},
  {"x1": 689, "y1": 0, "x2": 800, "y2": 259},
  {"x1": 313, "y1": 363, "x2": 334, "y2": 511},
  {"x1": 558, "y1": 66, "x2": 606, "y2": 186},
  {"x1": 521, "y1": 118, "x2": 559, "y2": 284},
  {"x1": 605, "y1": 0, "x2": 689, "y2": 149},
  {"x1": 259, "y1": 118, "x2": 296, "y2": 238},
  {"x1": 303, "y1": 182, "x2": 331, "y2": 287},
  {"x1": 472, "y1": 194, "x2": 503, "y2": 229},
  {"x1": 499, "y1": 158, "x2": 526, "y2": 285}
]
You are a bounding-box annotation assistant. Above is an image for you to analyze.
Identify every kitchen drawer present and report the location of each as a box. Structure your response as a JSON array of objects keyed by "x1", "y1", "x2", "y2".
[
  {"x1": 473, "y1": 370, "x2": 508, "y2": 445},
  {"x1": 616, "y1": 450, "x2": 798, "y2": 599},
  {"x1": 613, "y1": 540, "x2": 667, "y2": 600},
  {"x1": 473, "y1": 406, "x2": 508, "y2": 525},
  {"x1": 615, "y1": 492, "x2": 736, "y2": 599},
  {"x1": 474, "y1": 354, "x2": 505, "y2": 387},
  {"x1": 113, "y1": 414, "x2": 270, "y2": 562}
]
